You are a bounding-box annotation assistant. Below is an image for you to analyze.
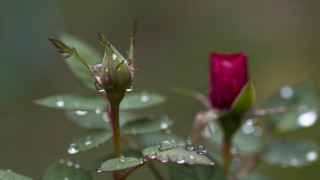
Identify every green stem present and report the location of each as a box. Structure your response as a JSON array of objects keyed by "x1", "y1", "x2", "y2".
[
  {"x1": 221, "y1": 134, "x2": 232, "y2": 173},
  {"x1": 110, "y1": 104, "x2": 121, "y2": 158},
  {"x1": 109, "y1": 104, "x2": 123, "y2": 180}
]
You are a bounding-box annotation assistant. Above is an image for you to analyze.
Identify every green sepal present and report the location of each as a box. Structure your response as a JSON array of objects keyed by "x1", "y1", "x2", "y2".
[{"x1": 231, "y1": 81, "x2": 255, "y2": 115}]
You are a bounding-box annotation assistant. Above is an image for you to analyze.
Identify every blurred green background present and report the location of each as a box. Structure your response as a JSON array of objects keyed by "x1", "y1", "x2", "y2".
[{"x1": 1, "y1": 0, "x2": 320, "y2": 179}]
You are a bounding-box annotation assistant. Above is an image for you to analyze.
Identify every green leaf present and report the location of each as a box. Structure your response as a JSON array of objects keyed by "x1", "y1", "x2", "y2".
[
  {"x1": 120, "y1": 92, "x2": 166, "y2": 110},
  {"x1": 135, "y1": 133, "x2": 184, "y2": 147},
  {"x1": 60, "y1": 33, "x2": 102, "y2": 90},
  {"x1": 83, "y1": 150, "x2": 141, "y2": 172},
  {"x1": 231, "y1": 82, "x2": 255, "y2": 114},
  {"x1": 202, "y1": 119, "x2": 263, "y2": 155},
  {"x1": 44, "y1": 161, "x2": 91, "y2": 180},
  {"x1": 68, "y1": 129, "x2": 112, "y2": 153},
  {"x1": 66, "y1": 110, "x2": 138, "y2": 129},
  {"x1": 121, "y1": 116, "x2": 173, "y2": 135},
  {"x1": 36, "y1": 94, "x2": 105, "y2": 110},
  {"x1": 0, "y1": 170, "x2": 33, "y2": 180},
  {"x1": 128, "y1": 18, "x2": 137, "y2": 61},
  {"x1": 241, "y1": 174, "x2": 272, "y2": 180},
  {"x1": 100, "y1": 157, "x2": 142, "y2": 172},
  {"x1": 142, "y1": 144, "x2": 214, "y2": 165},
  {"x1": 262, "y1": 138, "x2": 318, "y2": 168},
  {"x1": 264, "y1": 79, "x2": 319, "y2": 133},
  {"x1": 168, "y1": 151, "x2": 226, "y2": 180}
]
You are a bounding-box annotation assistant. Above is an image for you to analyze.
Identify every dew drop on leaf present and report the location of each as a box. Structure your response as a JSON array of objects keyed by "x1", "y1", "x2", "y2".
[
  {"x1": 176, "y1": 156, "x2": 185, "y2": 164},
  {"x1": 148, "y1": 151, "x2": 157, "y2": 159},
  {"x1": 160, "y1": 154, "x2": 170, "y2": 163},
  {"x1": 185, "y1": 142, "x2": 195, "y2": 151},
  {"x1": 158, "y1": 141, "x2": 174, "y2": 151},
  {"x1": 68, "y1": 143, "x2": 80, "y2": 154},
  {"x1": 197, "y1": 145, "x2": 207, "y2": 155},
  {"x1": 119, "y1": 155, "x2": 125, "y2": 163}
]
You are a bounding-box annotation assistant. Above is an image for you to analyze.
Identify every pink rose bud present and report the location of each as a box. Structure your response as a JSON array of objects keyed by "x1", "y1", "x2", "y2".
[{"x1": 209, "y1": 53, "x2": 248, "y2": 110}]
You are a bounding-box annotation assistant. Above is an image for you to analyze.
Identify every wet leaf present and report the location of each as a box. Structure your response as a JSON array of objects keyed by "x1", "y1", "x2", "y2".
[
  {"x1": 66, "y1": 110, "x2": 138, "y2": 129},
  {"x1": 142, "y1": 144, "x2": 214, "y2": 166},
  {"x1": 264, "y1": 79, "x2": 319, "y2": 133},
  {"x1": 100, "y1": 157, "x2": 142, "y2": 171},
  {"x1": 121, "y1": 116, "x2": 173, "y2": 135},
  {"x1": 0, "y1": 170, "x2": 33, "y2": 180},
  {"x1": 60, "y1": 33, "x2": 102, "y2": 90},
  {"x1": 135, "y1": 133, "x2": 184, "y2": 147},
  {"x1": 202, "y1": 119, "x2": 263, "y2": 155},
  {"x1": 68, "y1": 129, "x2": 112, "y2": 153},
  {"x1": 44, "y1": 161, "x2": 91, "y2": 180},
  {"x1": 120, "y1": 92, "x2": 166, "y2": 110},
  {"x1": 262, "y1": 138, "x2": 318, "y2": 168},
  {"x1": 36, "y1": 94, "x2": 105, "y2": 110}
]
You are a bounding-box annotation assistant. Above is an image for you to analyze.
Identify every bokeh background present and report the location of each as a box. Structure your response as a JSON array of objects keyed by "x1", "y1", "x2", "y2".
[{"x1": 1, "y1": 0, "x2": 320, "y2": 179}]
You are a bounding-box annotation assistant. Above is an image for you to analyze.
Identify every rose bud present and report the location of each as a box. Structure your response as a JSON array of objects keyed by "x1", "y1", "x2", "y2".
[{"x1": 209, "y1": 53, "x2": 249, "y2": 111}]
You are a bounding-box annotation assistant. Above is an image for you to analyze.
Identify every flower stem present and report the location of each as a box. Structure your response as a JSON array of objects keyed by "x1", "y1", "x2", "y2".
[
  {"x1": 110, "y1": 104, "x2": 121, "y2": 158},
  {"x1": 221, "y1": 134, "x2": 232, "y2": 173}
]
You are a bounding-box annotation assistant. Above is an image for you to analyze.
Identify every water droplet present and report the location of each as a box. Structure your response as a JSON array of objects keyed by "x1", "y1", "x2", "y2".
[
  {"x1": 297, "y1": 110, "x2": 317, "y2": 127},
  {"x1": 185, "y1": 142, "x2": 195, "y2": 151},
  {"x1": 68, "y1": 143, "x2": 80, "y2": 154},
  {"x1": 160, "y1": 121, "x2": 169, "y2": 129},
  {"x1": 66, "y1": 161, "x2": 73, "y2": 166},
  {"x1": 112, "y1": 53, "x2": 117, "y2": 60},
  {"x1": 6, "y1": 169, "x2": 12, "y2": 172},
  {"x1": 64, "y1": 177, "x2": 69, "y2": 180},
  {"x1": 197, "y1": 145, "x2": 207, "y2": 155},
  {"x1": 116, "y1": 165, "x2": 120, "y2": 168},
  {"x1": 59, "y1": 159, "x2": 65, "y2": 164},
  {"x1": 210, "y1": 162, "x2": 215, "y2": 165},
  {"x1": 306, "y1": 151, "x2": 318, "y2": 161},
  {"x1": 176, "y1": 156, "x2": 185, "y2": 164},
  {"x1": 102, "y1": 113, "x2": 110, "y2": 122},
  {"x1": 74, "y1": 164, "x2": 80, "y2": 169},
  {"x1": 95, "y1": 82, "x2": 105, "y2": 92},
  {"x1": 289, "y1": 158, "x2": 299, "y2": 167},
  {"x1": 189, "y1": 155, "x2": 195, "y2": 165},
  {"x1": 119, "y1": 155, "x2": 125, "y2": 163},
  {"x1": 143, "y1": 156, "x2": 149, "y2": 162},
  {"x1": 242, "y1": 122, "x2": 254, "y2": 134},
  {"x1": 95, "y1": 109, "x2": 102, "y2": 114},
  {"x1": 140, "y1": 95, "x2": 149, "y2": 102},
  {"x1": 84, "y1": 137, "x2": 92, "y2": 146},
  {"x1": 75, "y1": 110, "x2": 88, "y2": 116},
  {"x1": 280, "y1": 86, "x2": 293, "y2": 99},
  {"x1": 160, "y1": 154, "x2": 170, "y2": 163},
  {"x1": 159, "y1": 141, "x2": 174, "y2": 151},
  {"x1": 148, "y1": 151, "x2": 157, "y2": 159},
  {"x1": 97, "y1": 168, "x2": 102, "y2": 173},
  {"x1": 56, "y1": 100, "x2": 64, "y2": 107}
]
